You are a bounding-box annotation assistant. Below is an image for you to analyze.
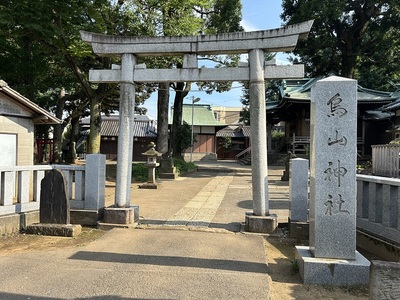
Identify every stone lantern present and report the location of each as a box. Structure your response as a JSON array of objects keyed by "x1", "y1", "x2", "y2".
[{"x1": 140, "y1": 142, "x2": 161, "y2": 189}]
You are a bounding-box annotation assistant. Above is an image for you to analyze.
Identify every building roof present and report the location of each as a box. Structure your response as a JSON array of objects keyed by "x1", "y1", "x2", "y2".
[
  {"x1": 268, "y1": 77, "x2": 399, "y2": 110},
  {"x1": 265, "y1": 78, "x2": 400, "y2": 124},
  {"x1": 170, "y1": 104, "x2": 224, "y2": 126},
  {"x1": 380, "y1": 98, "x2": 400, "y2": 112},
  {"x1": 0, "y1": 80, "x2": 61, "y2": 124},
  {"x1": 216, "y1": 125, "x2": 251, "y2": 138},
  {"x1": 81, "y1": 115, "x2": 157, "y2": 137}
]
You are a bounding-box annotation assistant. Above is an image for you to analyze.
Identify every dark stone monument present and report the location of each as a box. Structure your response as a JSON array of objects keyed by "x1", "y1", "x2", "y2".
[
  {"x1": 40, "y1": 169, "x2": 70, "y2": 224},
  {"x1": 27, "y1": 169, "x2": 81, "y2": 237}
]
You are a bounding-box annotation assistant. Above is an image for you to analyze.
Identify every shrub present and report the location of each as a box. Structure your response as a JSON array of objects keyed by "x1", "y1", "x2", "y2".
[
  {"x1": 173, "y1": 159, "x2": 197, "y2": 175},
  {"x1": 271, "y1": 129, "x2": 285, "y2": 141},
  {"x1": 132, "y1": 163, "x2": 149, "y2": 182}
]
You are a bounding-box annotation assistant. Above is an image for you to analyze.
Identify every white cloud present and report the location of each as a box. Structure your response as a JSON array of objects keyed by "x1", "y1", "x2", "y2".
[{"x1": 240, "y1": 19, "x2": 260, "y2": 32}]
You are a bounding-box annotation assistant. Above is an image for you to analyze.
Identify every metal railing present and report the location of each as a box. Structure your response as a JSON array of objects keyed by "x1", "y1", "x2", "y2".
[{"x1": 235, "y1": 146, "x2": 251, "y2": 163}]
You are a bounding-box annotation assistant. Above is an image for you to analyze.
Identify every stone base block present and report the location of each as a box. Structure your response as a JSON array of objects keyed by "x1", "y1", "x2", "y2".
[
  {"x1": 26, "y1": 223, "x2": 82, "y2": 237},
  {"x1": 159, "y1": 172, "x2": 178, "y2": 179},
  {"x1": 295, "y1": 246, "x2": 370, "y2": 286},
  {"x1": 0, "y1": 211, "x2": 40, "y2": 235},
  {"x1": 0, "y1": 214, "x2": 21, "y2": 234},
  {"x1": 369, "y1": 260, "x2": 400, "y2": 299},
  {"x1": 103, "y1": 205, "x2": 139, "y2": 225},
  {"x1": 70, "y1": 209, "x2": 101, "y2": 226},
  {"x1": 244, "y1": 212, "x2": 278, "y2": 233},
  {"x1": 139, "y1": 183, "x2": 159, "y2": 189},
  {"x1": 97, "y1": 222, "x2": 137, "y2": 231},
  {"x1": 289, "y1": 218, "x2": 309, "y2": 238}
]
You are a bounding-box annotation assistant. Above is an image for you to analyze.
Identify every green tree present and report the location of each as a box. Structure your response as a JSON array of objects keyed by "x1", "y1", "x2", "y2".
[
  {"x1": 177, "y1": 121, "x2": 196, "y2": 155},
  {"x1": 0, "y1": 0, "x2": 154, "y2": 161},
  {"x1": 219, "y1": 136, "x2": 232, "y2": 153},
  {"x1": 0, "y1": 0, "x2": 242, "y2": 161},
  {"x1": 281, "y1": 0, "x2": 400, "y2": 79},
  {"x1": 135, "y1": 0, "x2": 243, "y2": 159},
  {"x1": 356, "y1": 17, "x2": 400, "y2": 90}
]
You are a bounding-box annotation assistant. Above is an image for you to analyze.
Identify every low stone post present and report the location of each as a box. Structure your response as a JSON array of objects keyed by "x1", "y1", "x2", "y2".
[
  {"x1": 84, "y1": 154, "x2": 106, "y2": 211},
  {"x1": 289, "y1": 158, "x2": 309, "y2": 238}
]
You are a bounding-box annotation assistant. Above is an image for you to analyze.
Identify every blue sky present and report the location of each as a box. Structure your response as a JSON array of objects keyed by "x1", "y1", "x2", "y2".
[{"x1": 142, "y1": 1, "x2": 286, "y2": 118}]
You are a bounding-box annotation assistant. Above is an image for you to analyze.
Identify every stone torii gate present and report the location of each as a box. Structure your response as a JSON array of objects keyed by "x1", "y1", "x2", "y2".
[{"x1": 81, "y1": 20, "x2": 313, "y2": 232}]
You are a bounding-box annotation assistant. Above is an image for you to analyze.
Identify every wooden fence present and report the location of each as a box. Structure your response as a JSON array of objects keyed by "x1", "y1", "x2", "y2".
[{"x1": 372, "y1": 144, "x2": 400, "y2": 178}]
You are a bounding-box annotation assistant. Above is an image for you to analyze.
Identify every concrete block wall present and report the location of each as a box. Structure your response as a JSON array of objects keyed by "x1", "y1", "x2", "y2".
[{"x1": 0, "y1": 116, "x2": 34, "y2": 166}]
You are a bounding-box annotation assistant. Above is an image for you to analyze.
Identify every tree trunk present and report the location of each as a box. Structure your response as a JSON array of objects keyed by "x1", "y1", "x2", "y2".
[
  {"x1": 156, "y1": 82, "x2": 170, "y2": 156},
  {"x1": 87, "y1": 95, "x2": 101, "y2": 154},
  {"x1": 66, "y1": 115, "x2": 79, "y2": 163},
  {"x1": 53, "y1": 88, "x2": 66, "y2": 163},
  {"x1": 340, "y1": 36, "x2": 357, "y2": 79},
  {"x1": 171, "y1": 82, "x2": 189, "y2": 158}
]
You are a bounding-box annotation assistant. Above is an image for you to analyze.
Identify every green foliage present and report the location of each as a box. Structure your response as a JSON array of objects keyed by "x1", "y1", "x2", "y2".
[
  {"x1": 271, "y1": 129, "x2": 285, "y2": 141},
  {"x1": 173, "y1": 159, "x2": 197, "y2": 175},
  {"x1": 132, "y1": 163, "x2": 152, "y2": 182},
  {"x1": 176, "y1": 121, "x2": 196, "y2": 155},
  {"x1": 281, "y1": 0, "x2": 400, "y2": 81},
  {"x1": 239, "y1": 107, "x2": 250, "y2": 125},
  {"x1": 219, "y1": 136, "x2": 232, "y2": 153},
  {"x1": 0, "y1": 0, "x2": 243, "y2": 156}
]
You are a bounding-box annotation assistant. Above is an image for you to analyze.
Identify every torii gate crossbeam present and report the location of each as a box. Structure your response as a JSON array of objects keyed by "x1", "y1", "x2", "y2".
[{"x1": 81, "y1": 20, "x2": 313, "y2": 233}]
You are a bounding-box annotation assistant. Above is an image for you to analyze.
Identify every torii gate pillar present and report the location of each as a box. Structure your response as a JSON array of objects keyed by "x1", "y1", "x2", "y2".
[{"x1": 244, "y1": 49, "x2": 278, "y2": 233}]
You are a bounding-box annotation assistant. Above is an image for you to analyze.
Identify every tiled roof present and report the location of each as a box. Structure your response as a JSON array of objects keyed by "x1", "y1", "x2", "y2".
[
  {"x1": 266, "y1": 78, "x2": 400, "y2": 114},
  {"x1": 381, "y1": 99, "x2": 400, "y2": 112},
  {"x1": 216, "y1": 126, "x2": 243, "y2": 137},
  {"x1": 277, "y1": 77, "x2": 398, "y2": 104},
  {"x1": 242, "y1": 126, "x2": 251, "y2": 137},
  {"x1": 216, "y1": 125, "x2": 251, "y2": 138},
  {"x1": 170, "y1": 104, "x2": 224, "y2": 126},
  {"x1": 81, "y1": 115, "x2": 157, "y2": 137},
  {"x1": 101, "y1": 118, "x2": 119, "y2": 136}
]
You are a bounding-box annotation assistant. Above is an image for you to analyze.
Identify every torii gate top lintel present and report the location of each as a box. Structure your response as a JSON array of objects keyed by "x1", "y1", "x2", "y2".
[{"x1": 80, "y1": 20, "x2": 313, "y2": 57}]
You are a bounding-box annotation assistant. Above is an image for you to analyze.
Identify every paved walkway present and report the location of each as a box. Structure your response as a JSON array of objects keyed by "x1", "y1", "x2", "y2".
[{"x1": 0, "y1": 161, "x2": 289, "y2": 300}]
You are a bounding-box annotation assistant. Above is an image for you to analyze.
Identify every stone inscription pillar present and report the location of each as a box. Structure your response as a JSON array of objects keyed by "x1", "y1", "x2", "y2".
[
  {"x1": 309, "y1": 76, "x2": 357, "y2": 259},
  {"x1": 295, "y1": 76, "x2": 370, "y2": 287},
  {"x1": 249, "y1": 49, "x2": 268, "y2": 216},
  {"x1": 115, "y1": 53, "x2": 136, "y2": 207}
]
